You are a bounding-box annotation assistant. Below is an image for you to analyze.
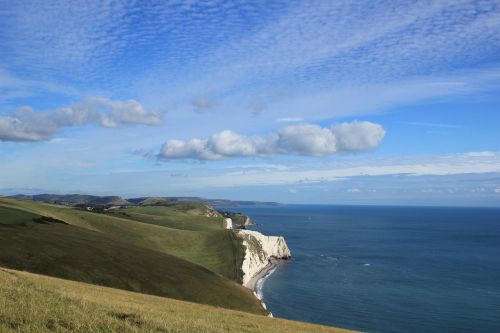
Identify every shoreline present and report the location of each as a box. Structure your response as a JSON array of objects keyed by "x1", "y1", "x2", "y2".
[
  {"x1": 244, "y1": 258, "x2": 279, "y2": 317},
  {"x1": 244, "y1": 257, "x2": 278, "y2": 293},
  {"x1": 222, "y1": 213, "x2": 291, "y2": 316}
]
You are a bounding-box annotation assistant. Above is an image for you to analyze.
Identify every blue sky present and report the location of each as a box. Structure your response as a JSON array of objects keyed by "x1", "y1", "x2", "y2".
[{"x1": 1, "y1": 0, "x2": 500, "y2": 206}]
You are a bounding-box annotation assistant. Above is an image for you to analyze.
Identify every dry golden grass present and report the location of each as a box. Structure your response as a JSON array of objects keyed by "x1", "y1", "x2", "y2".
[{"x1": 0, "y1": 268, "x2": 355, "y2": 333}]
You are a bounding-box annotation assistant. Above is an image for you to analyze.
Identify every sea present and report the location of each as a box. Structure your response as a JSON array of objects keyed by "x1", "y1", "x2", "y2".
[{"x1": 218, "y1": 204, "x2": 500, "y2": 333}]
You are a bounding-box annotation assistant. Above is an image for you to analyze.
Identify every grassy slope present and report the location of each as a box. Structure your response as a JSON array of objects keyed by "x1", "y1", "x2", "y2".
[
  {"x1": 107, "y1": 205, "x2": 244, "y2": 280},
  {"x1": 0, "y1": 268, "x2": 354, "y2": 333},
  {"x1": 0, "y1": 206, "x2": 38, "y2": 225},
  {"x1": 0, "y1": 198, "x2": 261, "y2": 314},
  {"x1": 0, "y1": 198, "x2": 243, "y2": 280}
]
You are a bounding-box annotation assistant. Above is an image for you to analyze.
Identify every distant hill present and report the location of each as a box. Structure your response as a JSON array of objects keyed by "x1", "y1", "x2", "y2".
[
  {"x1": 134, "y1": 196, "x2": 170, "y2": 206},
  {"x1": 13, "y1": 194, "x2": 282, "y2": 207},
  {"x1": 128, "y1": 196, "x2": 283, "y2": 207},
  {"x1": 14, "y1": 194, "x2": 131, "y2": 206}
]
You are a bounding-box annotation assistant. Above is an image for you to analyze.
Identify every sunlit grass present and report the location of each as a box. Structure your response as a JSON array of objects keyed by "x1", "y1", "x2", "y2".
[{"x1": 0, "y1": 268, "x2": 353, "y2": 333}]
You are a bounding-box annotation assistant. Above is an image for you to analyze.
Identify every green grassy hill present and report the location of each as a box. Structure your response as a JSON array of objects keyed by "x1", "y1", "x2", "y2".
[
  {"x1": 0, "y1": 198, "x2": 260, "y2": 314},
  {"x1": 0, "y1": 267, "x2": 352, "y2": 333}
]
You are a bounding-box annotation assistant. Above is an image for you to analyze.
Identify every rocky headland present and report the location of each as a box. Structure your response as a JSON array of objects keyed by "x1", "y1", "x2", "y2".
[{"x1": 223, "y1": 214, "x2": 291, "y2": 316}]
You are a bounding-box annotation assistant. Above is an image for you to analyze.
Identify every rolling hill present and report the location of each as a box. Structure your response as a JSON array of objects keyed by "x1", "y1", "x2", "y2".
[{"x1": 0, "y1": 198, "x2": 260, "y2": 314}]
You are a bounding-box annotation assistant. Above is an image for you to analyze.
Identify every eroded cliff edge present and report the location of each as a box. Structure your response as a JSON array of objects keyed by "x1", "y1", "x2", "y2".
[
  {"x1": 220, "y1": 212, "x2": 292, "y2": 315},
  {"x1": 237, "y1": 229, "x2": 291, "y2": 287}
]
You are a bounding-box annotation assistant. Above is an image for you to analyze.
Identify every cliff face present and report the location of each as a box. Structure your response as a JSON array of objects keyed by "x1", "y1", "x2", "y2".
[
  {"x1": 243, "y1": 216, "x2": 255, "y2": 226},
  {"x1": 219, "y1": 211, "x2": 255, "y2": 228},
  {"x1": 237, "y1": 229, "x2": 291, "y2": 287}
]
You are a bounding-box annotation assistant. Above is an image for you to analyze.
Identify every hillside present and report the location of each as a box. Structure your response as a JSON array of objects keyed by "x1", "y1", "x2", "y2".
[
  {"x1": 14, "y1": 194, "x2": 131, "y2": 206},
  {"x1": 0, "y1": 267, "x2": 352, "y2": 333},
  {"x1": 0, "y1": 198, "x2": 261, "y2": 314}
]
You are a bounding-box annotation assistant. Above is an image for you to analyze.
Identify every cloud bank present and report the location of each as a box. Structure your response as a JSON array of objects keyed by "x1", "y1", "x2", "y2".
[
  {"x1": 158, "y1": 121, "x2": 385, "y2": 160},
  {"x1": 0, "y1": 97, "x2": 160, "y2": 142}
]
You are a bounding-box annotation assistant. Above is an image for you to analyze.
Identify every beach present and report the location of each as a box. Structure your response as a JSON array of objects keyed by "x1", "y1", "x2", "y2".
[{"x1": 245, "y1": 258, "x2": 279, "y2": 295}]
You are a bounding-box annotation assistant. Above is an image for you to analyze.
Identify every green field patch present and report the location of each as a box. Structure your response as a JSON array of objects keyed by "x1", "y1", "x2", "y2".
[
  {"x1": 0, "y1": 206, "x2": 39, "y2": 226},
  {"x1": 109, "y1": 207, "x2": 221, "y2": 231}
]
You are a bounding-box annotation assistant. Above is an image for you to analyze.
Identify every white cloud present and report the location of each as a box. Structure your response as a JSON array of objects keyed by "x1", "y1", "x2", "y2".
[
  {"x1": 276, "y1": 124, "x2": 337, "y2": 156},
  {"x1": 90, "y1": 97, "x2": 161, "y2": 127},
  {"x1": 331, "y1": 121, "x2": 386, "y2": 152},
  {"x1": 494, "y1": 188, "x2": 500, "y2": 193},
  {"x1": 0, "y1": 97, "x2": 160, "y2": 142},
  {"x1": 159, "y1": 139, "x2": 220, "y2": 161},
  {"x1": 207, "y1": 130, "x2": 262, "y2": 157},
  {"x1": 157, "y1": 121, "x2": 385, "y2": 160},
  {"x1": 347, "y1": 188, "x2": 361, "y2": 193}
]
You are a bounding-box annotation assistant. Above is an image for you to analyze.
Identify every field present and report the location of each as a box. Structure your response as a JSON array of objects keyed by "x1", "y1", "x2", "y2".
[{"x1": 0, "y1": 198, "x2": 260, "y2": 314}]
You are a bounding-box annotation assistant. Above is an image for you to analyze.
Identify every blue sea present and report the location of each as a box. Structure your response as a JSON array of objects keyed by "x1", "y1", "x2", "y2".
[{"x1": 219, "y1": 205, "x2": 500, "y2": 333}]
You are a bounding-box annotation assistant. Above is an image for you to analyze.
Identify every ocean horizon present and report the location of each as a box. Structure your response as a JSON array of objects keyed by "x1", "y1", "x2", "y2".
[{"x1": 219, "y1": 204, "x2": 500, "y2": 333}]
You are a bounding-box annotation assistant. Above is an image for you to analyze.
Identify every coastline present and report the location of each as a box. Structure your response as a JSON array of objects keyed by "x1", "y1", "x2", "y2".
[
  {"x1": 244, "y1": 258, "x2": 279, "y2": 317},
  {"x1": 245, "y1": 257, "x2": 278, "y2": 293},
  {"x1": 220, "y1": 212, "x2": 291, "y2": 316}
]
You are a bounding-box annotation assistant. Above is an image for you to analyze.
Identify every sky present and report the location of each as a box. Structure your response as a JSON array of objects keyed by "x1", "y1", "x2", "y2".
[{"x1": 1, "y1": 0, "x2": 500, "y2": 206}]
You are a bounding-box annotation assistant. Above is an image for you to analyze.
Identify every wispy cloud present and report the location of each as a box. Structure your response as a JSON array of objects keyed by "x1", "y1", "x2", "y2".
[
  {"x1": 136, "y1": 0, "x2": 500, "y2": 116},
  {"x1": 0, "y1": 69, "x2": 79, "y2": 103},
  {"x1": 3, "y1": 1, "x2": 499, "y2": 111},
  {"x1": 184, "y1": 151, "x2": 500, "y2": 188}
]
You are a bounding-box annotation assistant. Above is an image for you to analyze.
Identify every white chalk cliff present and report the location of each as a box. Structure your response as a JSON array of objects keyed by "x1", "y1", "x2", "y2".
[
  {"x1": 237, "y1": 229, "x2": 291, "y2": 287},
  {"x1": 242, "y1": 216, "x2": 255, "y2": 226},
  {"x1": 224, "y1": 217, "x2": 233, "y2": 229}
]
